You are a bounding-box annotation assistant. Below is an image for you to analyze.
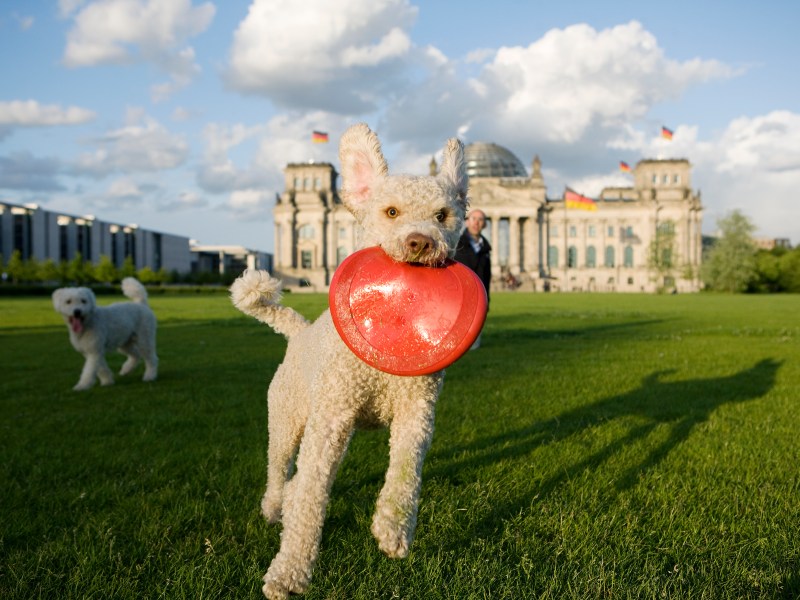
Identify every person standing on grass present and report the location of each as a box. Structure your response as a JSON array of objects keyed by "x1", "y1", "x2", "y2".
[{"x1": 454, "y1": 208, "x2": 492, "y2": 349}]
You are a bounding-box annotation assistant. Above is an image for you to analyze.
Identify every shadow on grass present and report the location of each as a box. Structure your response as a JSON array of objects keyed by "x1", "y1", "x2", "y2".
[{"x1": 428, "y1": 358, "x2": 782, "y2": 533}]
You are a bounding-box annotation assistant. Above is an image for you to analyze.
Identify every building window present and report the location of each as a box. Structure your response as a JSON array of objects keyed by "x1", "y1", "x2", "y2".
[
  {"x1": 547, "y1": 245, "x2": 559, "y2": 268},
  {"x1": 301, "y1": 250, "x2": 312, "y2": 269},
  {"x1": 337, "y1": 246, "x2": 347, "y2": 265},
  {"x1": 303, "y1": 177, "x2": 310, "y2": 190},
  {"x1": 550, "y1": 224, "x2": 559, "y2": 238},
  {"x1": 651, "y1": 174, "x2": 658, "y2": 185},
  {"x1": 627, "y1": 277, "x2": 634, "y2": 285},
  {"x1": 58, "y1": 219, "x2": 70, "y2": 261},
  {"x1": 605, "y1": 245, "x2": 615, "y2": 267},
  {"x1": 674, "y1": 174, "x2": 681, "y2": 184},
  {"x1": 568, "y1": 246, "x2": 578, "y2": 268},
  {"x1": 298, "y1": 224, "x2": 315, "y2": 239},
  {"x1": 586, "y1": 245, "x2": 596, "y2": 267},
  {"x1": 314, "y1": 177, "x2": 322, "y2": 190},
  {"x1": 569, "y1": 225, "x2": 577, "y2": 238},
  {"x1": 607, "y1": 225, "x2": 614, "y2": 237},
  {"x1": 662, "y1": 174, "x2": 669, "y2": 184},
  {"x1": 588, "y1": 225, "x2": 596, "y2": 238},
  {"x1": 293, "y1": 177, "x2": 300, "y2": 190},
  {"x1": 624, "y1": 245, "x2": 634, "y2": 267}
]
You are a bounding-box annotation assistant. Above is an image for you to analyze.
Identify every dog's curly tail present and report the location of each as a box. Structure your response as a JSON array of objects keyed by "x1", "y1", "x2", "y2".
[
  {"x1": 121, "y1": 277, "x2": 149, "y2": 304},
  {"x1": 229, "y1": 270, "x2": 311, "y2": 339}
]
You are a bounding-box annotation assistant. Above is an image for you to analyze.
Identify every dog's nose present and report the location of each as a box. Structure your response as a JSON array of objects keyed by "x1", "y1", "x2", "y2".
[
  {"x1": 73, "y1": 308, "x2": 82, "y2": 318},
  {"x1": 405, "y1": 233, "x2": 435, "y2": 257}
]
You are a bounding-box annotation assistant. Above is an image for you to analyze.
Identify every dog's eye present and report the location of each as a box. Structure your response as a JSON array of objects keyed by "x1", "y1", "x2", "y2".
[
  {"x1": 81, "y1": 299, "x2": 87, "y2": 304},
  {"x1": 66, "y1": 299, "x2": 72, "y2": 304},
  {"x1": 386, "y1": 207, "x2": 399, "y2": 218},
  {"x1": 435, "y1": 210, "x2": 448, "y2": 223}
]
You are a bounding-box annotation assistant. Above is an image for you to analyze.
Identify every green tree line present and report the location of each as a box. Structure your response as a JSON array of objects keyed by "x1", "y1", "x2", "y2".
[{"x1": 701, "y1": 210, "x2": 800, "y2": 293}]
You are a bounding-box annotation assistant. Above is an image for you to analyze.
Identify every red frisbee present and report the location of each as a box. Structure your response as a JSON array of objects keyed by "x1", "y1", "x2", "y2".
[{"x1": 330, "y1": 246, "x2": 488, "y2": 376}]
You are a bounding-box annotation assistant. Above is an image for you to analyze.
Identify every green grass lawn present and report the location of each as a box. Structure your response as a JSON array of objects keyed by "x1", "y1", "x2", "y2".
[{"x1": 1, "y1": 291, "x2": 798, "y2": 599}]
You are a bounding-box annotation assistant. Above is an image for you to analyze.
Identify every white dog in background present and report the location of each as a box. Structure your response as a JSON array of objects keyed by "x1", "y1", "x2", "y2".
[{"x1": 52, "y1": 277, "x2": 158, "y2": 391}]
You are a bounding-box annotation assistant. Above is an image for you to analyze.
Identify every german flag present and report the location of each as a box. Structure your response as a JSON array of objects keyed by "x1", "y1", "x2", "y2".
[
  {"x1": 312, "y1": 130, "x2": 329, "y2": 143},
  {"x1": 661, "y1": 126, "x2": 673, "y2": 140},
  {"x1": 565, "y1": 188, "x2": 597, "y2": 211},
  {"x1": 619, "y1": 160, "x2": 631, "y2": 173}
]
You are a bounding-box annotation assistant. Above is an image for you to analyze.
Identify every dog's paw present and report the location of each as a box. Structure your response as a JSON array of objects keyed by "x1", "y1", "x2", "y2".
[
  {"x1": 371, "y1": 515, "x2": 411, "y2": 559},
  {"x1": 262, "y1": 556, "x2": 310, "y2": 599},
  {"x1": 73, "y1": 381, "x2": 93, "y2": 391},
  {"x1": 260, "y1": 494, "x2": 282, "y2": 524},
  {"x1": 230, "y1": 270, "x2": 282, "y2": 310}
]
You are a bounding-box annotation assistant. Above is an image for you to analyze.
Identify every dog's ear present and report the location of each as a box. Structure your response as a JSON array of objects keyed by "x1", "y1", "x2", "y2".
[
  {"x1": 339, "y1": 123, "x2": 388, "y2": 216},
  {"x1": 438, "y1": 138, "x2": 468, "y2": 208},
  {"x1": 52, "y1": 288, "x2": 62, "y2": 308}
]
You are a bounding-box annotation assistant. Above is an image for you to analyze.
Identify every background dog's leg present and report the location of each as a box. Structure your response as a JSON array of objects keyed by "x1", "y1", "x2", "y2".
[
  {"x1": 74, "y1": 354, "x2": 114, "y2": 390},
  {"x1": 262, "y1": 408, "x2": 356, "y2": 599},
  {"x1": 371, "y1": 376, "x2": 442, "y2": 558},
  {"x1": 119, "y1": 347, "x2": 140, "y2": 376}
]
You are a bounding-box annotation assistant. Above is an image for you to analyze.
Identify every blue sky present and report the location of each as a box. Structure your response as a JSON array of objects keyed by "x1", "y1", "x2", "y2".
[{"x1": 1, "y1": 0, "x2": 799, "y2": 251}]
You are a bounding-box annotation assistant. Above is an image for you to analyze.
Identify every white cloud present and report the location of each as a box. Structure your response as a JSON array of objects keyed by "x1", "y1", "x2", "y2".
[
  {"x1": 225, "y1": 0, "x2": 417, "y2": 113},
  {"x1": 224, "y1": 189, "x2": 272, "y2": 220},
  {"x1": 0, "y1": 100, "x2": 95, "y2": 127},
  {"x1": 470, "y1": 21, "x2": 735, "y2": 146},
  {"x1": 62, "y1": 0, "x2": 215, "y2": 98},
  {"x1": 106, "y1": 177, "x2": 142, "y2": 199},
  {"x1": 197, "y1": 112, "x2": 348, "y2": 195},
  {"x1": 690, "y1": 111, "x2": 800, "y2": 239},
  {"x1": 73, "y1": 113, "x2": 188, "y2": 176}
]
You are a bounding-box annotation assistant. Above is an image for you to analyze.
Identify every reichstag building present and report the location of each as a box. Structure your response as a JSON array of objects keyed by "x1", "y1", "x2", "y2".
[{"x1": 272, "y1": 142, "x2": 703, "y2": 293}]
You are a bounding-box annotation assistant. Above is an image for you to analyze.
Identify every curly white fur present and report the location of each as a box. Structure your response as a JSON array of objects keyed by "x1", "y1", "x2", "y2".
[
  {"x1": 231, "y1": 123, "x2": 468, "y2": 599},
  {"x1": 52, "y1": 277, "x2": 158, "y2": 391}
]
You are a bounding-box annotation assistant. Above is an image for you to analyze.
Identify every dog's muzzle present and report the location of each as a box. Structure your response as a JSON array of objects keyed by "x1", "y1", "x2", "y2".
[{"x1": 69, "y1": 309, "x2": 85, "y2": 334}]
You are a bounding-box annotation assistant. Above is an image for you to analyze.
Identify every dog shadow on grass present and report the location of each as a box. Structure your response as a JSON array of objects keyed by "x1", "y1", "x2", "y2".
[{"x1": 426, "y1": 358, "x2": 782, "y2": 533}]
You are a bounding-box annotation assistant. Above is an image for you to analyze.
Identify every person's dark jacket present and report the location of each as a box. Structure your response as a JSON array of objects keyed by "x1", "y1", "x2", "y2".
[{"x1": 454, "y1": 230, "x2": 492, "y2": 303}]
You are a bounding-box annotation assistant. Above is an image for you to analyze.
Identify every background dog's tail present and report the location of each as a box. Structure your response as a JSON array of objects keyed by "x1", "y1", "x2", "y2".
[
  {"x1": 121, "y1": 277, "x2": 149, "y2": 304},
  {"x1": 229, "y1": 270, "x2": 311, "y2": 338}
]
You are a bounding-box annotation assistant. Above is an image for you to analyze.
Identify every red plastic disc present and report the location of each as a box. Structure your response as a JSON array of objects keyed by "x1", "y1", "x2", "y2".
[{"x1": 329, "y1": 246, "x2": 488, "y2": 376}]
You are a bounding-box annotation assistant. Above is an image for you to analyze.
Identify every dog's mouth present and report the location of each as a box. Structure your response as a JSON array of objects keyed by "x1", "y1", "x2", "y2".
[{"x1": 69, "y1": 313, "x2": 85, "y2": 334}]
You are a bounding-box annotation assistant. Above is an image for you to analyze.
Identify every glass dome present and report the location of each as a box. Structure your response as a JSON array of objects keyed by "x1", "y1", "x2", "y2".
[{"x1": 464, "y1": 142, "x2": 528, "y2": 178}]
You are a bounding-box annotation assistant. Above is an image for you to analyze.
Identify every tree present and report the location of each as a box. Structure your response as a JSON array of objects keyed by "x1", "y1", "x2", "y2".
[
  {"x1": 38, "y1": 259, "x2": 61, "y2": 283},
  {"x1": 6, "y1": 250, "x2": 25, "y2": 283},
  {"x1": 778, "y1": 247, "x2": 800, "y2": 292},
  {"x1": 701, "y1": 210, "x2": 757, "y2": 293},
  {"x1": 648, "y1": 220, "x2": 678, "y2": 291},
  {"x1": 94, "y1": 255, "x2": 119, "y2": 284},
  {"x1": 120, "y1": 256, "x2": 136, "y2": 279}
]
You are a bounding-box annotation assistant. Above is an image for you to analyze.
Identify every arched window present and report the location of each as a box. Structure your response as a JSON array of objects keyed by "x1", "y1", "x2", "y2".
[
  {"x1": 568, "y1": 245, "x2": 578, "y2": 268},
  {"x1": 624, "y1": 246, "x2": 634, "y2": 267},
  {"x1": 586, "y1": 246, "x2": 596, "y2": 267},
  {"x1": 548, "y1": 245, "x2": 559, "y2": 268},
  {"x1": 605, "y1": 245, "x2": 615, "y2": 267}
]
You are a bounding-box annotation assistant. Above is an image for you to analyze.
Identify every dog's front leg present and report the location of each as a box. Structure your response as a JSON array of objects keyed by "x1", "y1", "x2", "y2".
[
  {"x1": 262, "y1": 409, "x2": 356, "y2": 600},
  {"x1": 75, "y1": 353, "x2": 113, "y2": 390},
  {"x1": 371, "y1": 377, "x2": 440, "y2": 559}
]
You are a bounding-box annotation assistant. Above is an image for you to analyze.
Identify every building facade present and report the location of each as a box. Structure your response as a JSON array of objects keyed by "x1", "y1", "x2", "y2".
[
  {"x1": 190, "y1": 243, "x2": 273, "y2": 276},
  {"x1": 273, "y1": 144, "x2": 704, "y2": 293},
  {"x1": 0, "y1": 201, "x2": 192, "y2": 273}
]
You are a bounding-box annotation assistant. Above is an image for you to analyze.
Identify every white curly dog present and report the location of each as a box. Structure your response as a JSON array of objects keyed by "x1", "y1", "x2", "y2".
[
  {"x1": 230, "y1": 123, "x2": 469, "y2": 599},
  {"x1": 52, "y1": 277, "x2": 158, "y2": 391}
]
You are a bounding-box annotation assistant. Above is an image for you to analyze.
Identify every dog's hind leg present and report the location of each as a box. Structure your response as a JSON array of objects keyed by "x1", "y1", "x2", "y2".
[
  {"x1": 371, "y1": 375, "x2": 442, "y2": 558},
  {"x1": 262, "y1": 406, "x2": 357, "y2": 599},
  {"x1": 261, "y1": 423, "x2": 302, "y2": 524},
  {"x1": 119, "y1": 345, "x2": 140, "y2": 376}
]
